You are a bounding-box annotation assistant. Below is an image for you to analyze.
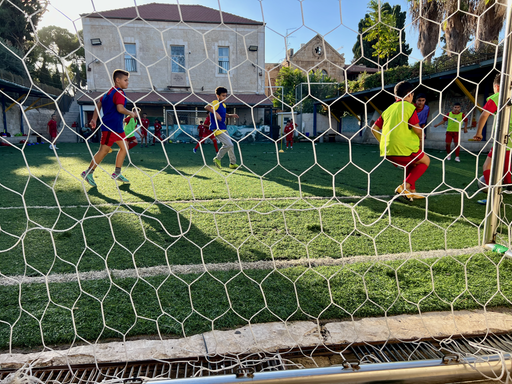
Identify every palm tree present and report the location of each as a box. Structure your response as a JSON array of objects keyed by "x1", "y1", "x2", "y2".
[{"x1": 407, "y1": 0, "x2": 506, "y2": 61}]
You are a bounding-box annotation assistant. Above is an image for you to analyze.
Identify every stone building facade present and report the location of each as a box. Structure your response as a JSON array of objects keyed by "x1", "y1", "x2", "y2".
[
  {"x1": 83, "y1": 4, "x2": 265, "y2": 94},
  {"x1": 80, "y1": 4, "x2": 272, "y2": 131}
]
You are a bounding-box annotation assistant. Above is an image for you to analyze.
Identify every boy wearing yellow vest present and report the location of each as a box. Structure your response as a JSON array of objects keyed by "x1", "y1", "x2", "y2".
[
  {"x1": 372, "y1": 81, "x2": 430, "y2": 201},
  {"x1": 434, "y1": 102, "x2": 468, "y2": 162},
  {"x1": 473, "y1": 74, "x2": 512, "y2": 189}
]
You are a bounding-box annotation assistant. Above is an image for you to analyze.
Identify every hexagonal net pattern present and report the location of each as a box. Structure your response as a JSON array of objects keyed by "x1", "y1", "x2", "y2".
[{"x1": 1, "y1": 0, "x2": 512, "y2": 382}]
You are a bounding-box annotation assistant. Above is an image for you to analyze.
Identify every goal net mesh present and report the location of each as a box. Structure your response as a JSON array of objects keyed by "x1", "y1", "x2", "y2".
[{"x1": 1, "y1": 0, "x2": 512, "y2": 382}]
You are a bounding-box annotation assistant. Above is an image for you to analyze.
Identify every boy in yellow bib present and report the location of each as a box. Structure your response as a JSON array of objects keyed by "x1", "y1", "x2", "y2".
[
  {"x1": 372, "y1": 81, "x2": 430, "y2": 201},
  {"x1": 205, "y1": 86, "x2": 240, "y2": 169},
  {"x1": 434, "y1": 102, "x2": 468, "y2": 162}
]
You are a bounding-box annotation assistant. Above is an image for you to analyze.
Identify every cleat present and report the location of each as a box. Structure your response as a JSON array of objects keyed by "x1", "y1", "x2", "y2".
[
  {"x1": 151, "y1": 143, "x2": 155, "y2": 146},
  {"x1": 455, "y1": 157, "x2": 460, "y2": 162},
  {"x1": 213, "y1": 157, "x2": 222, "y2": 169},
  {"x1": 446, "y1": 155, "x2": 451, "y2": 161},
  {"x1": 193, "y1": 148, "x2": 197, "y2": 153},
  {"x1": 81, "y1": 171, "x2": 97, "y2": 187},
  {"x1": 112, "y1": 173, "x2": 130, "y2": 183},
  {"x1": 229, "y1": 163, "x2": 240, "y2": 169},
  {"x1": 395, "y1": 184, "x2": 424, "y2": 201}
]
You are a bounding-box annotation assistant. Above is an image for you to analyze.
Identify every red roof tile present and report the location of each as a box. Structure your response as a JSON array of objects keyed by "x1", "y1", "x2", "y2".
[
  {"x1": 84, "y1": 3, "x2": 263, "y2": 25},
  {"x1": 77, "y1": 91, "x2": 273, "y2": 107}
]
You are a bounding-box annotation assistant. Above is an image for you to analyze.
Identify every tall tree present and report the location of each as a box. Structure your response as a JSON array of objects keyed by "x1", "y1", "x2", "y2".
[
  {"x1": 0, "y1": 0, "x2": 44, "y2": 50},
  {"x1": 35, "y1": 26, "x2": 85, "y2": 88},
  {"x1": 274, "y1": 67, "x2": 340, "y2": 113},
  {"x1": 408, "y1": 0, "x2": 505, "y2": 60},
  {"x1": 352, "y1": 1, "x2": 411, "y2": 68}
]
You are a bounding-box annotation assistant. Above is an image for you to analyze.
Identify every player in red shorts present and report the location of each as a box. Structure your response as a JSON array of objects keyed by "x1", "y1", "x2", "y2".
[
  {"x1": 283, "y1": 119, "x2": 297, "y2": 149},
  {"x1": 47, "y1": 114, "x2": 58, "y2": 150},
  {"x1": 474, "y1": 74, "x2": 512, "y2": 195},
  {"x1": 151, "y1": 118, "x2": 163, "y2": 145},
  {"x1": 433, "y1": 102, "x2": 468, "y2": 162},
  {"x1": 140, "y1": 113, "x2": 150, "y2": 147},
  {"x1": 372, "y1": 81, "x2": 430, "y2": 201},
  {"x1": 80, "y1": 69, "x2": 136, "y2": 187},
  {"x1": 193, "y1": 116, "x2": 219, "y2": 153}
]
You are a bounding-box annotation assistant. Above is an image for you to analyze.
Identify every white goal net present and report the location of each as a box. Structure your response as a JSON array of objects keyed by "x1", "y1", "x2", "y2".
[{"x1": 1, "y1": 0, "x2": 512, "y2": 383}]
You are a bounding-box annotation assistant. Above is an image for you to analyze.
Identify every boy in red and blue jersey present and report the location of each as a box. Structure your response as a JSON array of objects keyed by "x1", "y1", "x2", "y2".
[
  {"x1": 205, "y1": 86, "x2": 239, "y2": 169},
  {"x1": 372, "y1": 81, "x2": 430, "y2": 201},
  {"x1": 81, "y1": 69, "x2": 136, "y2": 187}
]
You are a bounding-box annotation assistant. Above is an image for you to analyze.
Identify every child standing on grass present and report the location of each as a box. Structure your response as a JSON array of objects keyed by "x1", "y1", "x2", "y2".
[
  {"x1": 371, "y1": 81, "x2": 430, "y2": 201},
  {"x1": 47, "y1": 114, "x2": 58, "y2": 150},
  {"x1": 434, "y1": 102, "x2": 468, "y2": 162},
  {"x1": 152, "y1": 118, "x2": 163, "y2": 145},
  {"x1": 205, "y1": 86, "x2": 239, "y2": 169},
  {"x1": 81, "y1": 69, "x2": 136, "y2": 187},
  {"x1": 284, "y1": 119, "x2": 297, "y2": 149},
  {"x1": 193, "y1": 116, "x2": 219, "y2": 154},
  {"x1": 140, "y1": 113, "x2": 150, "y2": 147},
  {"x1": 473, "y1": 74, "x2": 512, "y2": 195}
]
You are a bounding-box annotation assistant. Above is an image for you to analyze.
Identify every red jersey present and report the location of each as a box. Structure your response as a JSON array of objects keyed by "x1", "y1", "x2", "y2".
[
  {"x1": 198, "y1": 124, "x2": 209, "y2": 137},
  {"x1": 483, "y1": 99, "x2": 498, "y2": 114},
  {"x1": 47, "y1": 120, "x2": 57, "y2": 131},
  {"x1": 141, "y1": 118, "x2": 150, "y2": 129},
  {"x1": 204, "y1": 116, "x2": 211, "y2": 127},
  {"x1": 284, "y1": 122, "x2": 296, "y2": 139},
  {"x1": 154, "y1": 122, "x2": 162, "y2": 133}
]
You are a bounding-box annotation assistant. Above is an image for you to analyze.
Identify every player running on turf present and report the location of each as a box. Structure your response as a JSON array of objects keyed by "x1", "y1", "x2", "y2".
[
  {"x1": 81, "y1": 69, "x2": 136, "y2": 187},
  {"x1": 193, "y1": 116, "x2": 219, "y2": 154},
  {"x1": 205, "y1": 86, "x2": 239, "y2": 169}
]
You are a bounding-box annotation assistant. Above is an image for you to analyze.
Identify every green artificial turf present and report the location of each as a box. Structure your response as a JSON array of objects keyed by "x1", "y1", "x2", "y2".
[{"x1": 0, "y1": 141, "x2": 509, "y2": 349}]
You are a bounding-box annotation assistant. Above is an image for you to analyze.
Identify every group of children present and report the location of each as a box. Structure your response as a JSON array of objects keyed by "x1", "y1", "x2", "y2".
[
  {"x1": 81, "y1": 74, "x2": 239, "y2": 187},
  {"x1": 371, "y1": 74, "x2": 506, "y2": 202},
  {"x1": 80, "y1": 69, "x2": 506, "y2": 205}
]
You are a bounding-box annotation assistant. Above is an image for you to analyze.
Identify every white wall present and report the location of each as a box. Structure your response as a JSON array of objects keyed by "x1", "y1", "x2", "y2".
[{"x1": 1, "y1": 106, "x2": 54, "y2": 137}]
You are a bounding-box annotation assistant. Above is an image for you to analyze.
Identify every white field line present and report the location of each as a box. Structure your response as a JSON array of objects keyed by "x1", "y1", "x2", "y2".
[
  {"x1": 0, "y1": 191, "x2": 466, "y2": 211},
  {"x1": 0, "y1": 246, "x2": 484, "y2": 287}
]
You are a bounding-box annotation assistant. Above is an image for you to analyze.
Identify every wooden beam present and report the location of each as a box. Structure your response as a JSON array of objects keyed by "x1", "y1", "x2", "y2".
[
  {"x1": 341, "y1": 101, "x2": 361, "y2": 122},
  {"x1": 24, "y1": 98, "x2": 41, "y2": 112},
  {"x1": 5, "y1": 94, "x2": 27, "y2": 112},
  {"x1": 25, "y1": 100, "x2": 56, "y2": 112},
  {"x1": 364, "y1": 96, "x2": 382, "y2": 115},
  {"x1": 455, "y1": 78, "x2": 482, "y2": 111},
  {"x1": 330, "y1": 111, "x2": 340, "y2": 123}
]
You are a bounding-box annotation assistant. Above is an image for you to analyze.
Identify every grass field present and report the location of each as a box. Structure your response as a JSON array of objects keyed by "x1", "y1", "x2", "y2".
[{"x1": 1, "y1": 140, "x2": 511, "y2": 350}]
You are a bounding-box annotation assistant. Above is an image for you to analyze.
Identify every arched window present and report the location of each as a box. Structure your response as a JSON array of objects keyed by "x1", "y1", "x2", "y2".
[{"x1": 321, "y1": 69, "x2": 328, "y2": 79}]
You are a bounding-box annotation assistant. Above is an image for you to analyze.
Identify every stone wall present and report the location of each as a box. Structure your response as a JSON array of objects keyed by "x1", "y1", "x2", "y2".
[
  {"x1": 83, "y1": 18, "x2": 265, "y2": 94},
  {"x1": 1, "y1": 107, "x2": 54, "y2": 137}
]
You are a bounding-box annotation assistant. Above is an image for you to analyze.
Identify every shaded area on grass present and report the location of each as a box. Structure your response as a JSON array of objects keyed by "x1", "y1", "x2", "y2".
[{"x1": 0, "y1": 252, "x2": 510, "y2": 349}]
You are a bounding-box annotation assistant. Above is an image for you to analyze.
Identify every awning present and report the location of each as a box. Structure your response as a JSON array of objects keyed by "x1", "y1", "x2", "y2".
[{"x1": 77, "y1": 91, "x2": 273, "y2": 107}]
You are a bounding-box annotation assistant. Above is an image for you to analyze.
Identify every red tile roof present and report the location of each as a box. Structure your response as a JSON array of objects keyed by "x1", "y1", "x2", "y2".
[
  {"x1": 77, "y1": 91, "x2": 273, "y2": 107},
  {"x1": 84, "y1": 3, "x2": 263, "y2": 25}
]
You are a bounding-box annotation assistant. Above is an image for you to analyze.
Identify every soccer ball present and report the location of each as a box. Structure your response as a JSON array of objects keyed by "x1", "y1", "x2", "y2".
[{"x1": 478, "y1": 175, "x2": 488, "y2": 193}]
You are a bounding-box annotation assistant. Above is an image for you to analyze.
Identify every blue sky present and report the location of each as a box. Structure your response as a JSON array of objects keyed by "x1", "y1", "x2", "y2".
[{"x1": 40, "y1": 0, "x2": 425, "y2": 64}]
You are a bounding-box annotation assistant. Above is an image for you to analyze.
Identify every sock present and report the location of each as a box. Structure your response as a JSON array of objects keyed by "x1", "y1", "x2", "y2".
[
  {"x1": 455, "y1": 146, "x2": 460, "y2": 157},
  {"x1": 87, "y1": 167, "x2": 94, "y2": 175},
  {"x1": 194, "y1": 142, "x2": 200, "y2": 151},
  {"x1": 446, "y1": 144, "x2": 451, "y2": 155},
  {"x1": 213, "y1": 140, "x2": 219, "y2": 152},
  {"x1": 483, "y1": 169, "x2": 491, "y2": 185},
  {"x1": 115, "y1": 167, "x2": 121, "y2": 175},
  {"x1": 128, "y1": 140, "x2": 138, "y2": 150},
  {"x1": 406, "y1": 163, "x2": 428, "y2": 191}
]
